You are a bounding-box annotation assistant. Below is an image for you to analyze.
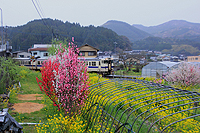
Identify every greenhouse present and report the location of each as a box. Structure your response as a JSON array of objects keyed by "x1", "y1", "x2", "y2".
[{"x1": 141, "y1": 61, "x2": 180, "y2": 78}]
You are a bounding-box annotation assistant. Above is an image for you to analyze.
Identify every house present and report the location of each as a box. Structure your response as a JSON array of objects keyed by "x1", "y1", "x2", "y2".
[
  {"x1": 98, "y1": 52, "x2": 112, "y2": 59},
  {"x1": 150, "y1": 57, "x2": 157, "y2": 61},
  {"x1": 0, "y1": 42, "x2": 12, "y2": 57},
  {"x1": 162, "y1": 56, "x2": 170, "y2": 61},
  {"x1": 170, "y1": 56, "x2": 179, "y2": 62},
  {"x1": 187, "y1": 56, "x2": 200, "y2": 62},
  {"x1": 28, "y1": 44, "x2": 51, "y2": 59},
  {"x1": 78, "y1": 44, "x2": 99, "y2": 58},
  {"x1": 12, "y1": 51, "x2": 31, "y2": 58}
]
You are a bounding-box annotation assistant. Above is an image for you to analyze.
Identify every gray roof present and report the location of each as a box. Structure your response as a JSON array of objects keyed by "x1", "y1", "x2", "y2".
[
  {"x1": 158, "y1": 61, "x2": 180, "y2": 68},
  {"x1": 144, "y1": 62, "x2": 180, "y2": 69}
]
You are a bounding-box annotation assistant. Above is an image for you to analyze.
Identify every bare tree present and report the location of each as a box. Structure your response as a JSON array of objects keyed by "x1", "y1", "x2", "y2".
[{"x1": 118, "y1": 51, "x2": 145, "y2": 72}]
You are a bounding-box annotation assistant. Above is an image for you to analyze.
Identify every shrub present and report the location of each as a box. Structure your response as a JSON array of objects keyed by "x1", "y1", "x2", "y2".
[
  {"x1": 36, "y1": 113, "x2": 87, "y2": 133},
  {"x1": 0, "y1": 57, "x2": 21, "y2": 93}
]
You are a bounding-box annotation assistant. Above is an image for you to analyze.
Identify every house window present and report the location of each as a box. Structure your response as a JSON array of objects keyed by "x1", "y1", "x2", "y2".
[
  {"x1": 43, "y1": 53, "x2": 48, "y2": 57},
  {"x1": 19, "y1": 55, "x2": 24, "y2": 58},
  {"x1": 88, "y1": 51, "x2": 96, "y2": 56},
  {"x1": 92, "y1": 62, "x2": 96, "y2": 66},
  {"x1": 195, "y1": 58, "x2": 198, "y2": 60},
  {"x1": 89, "y1": 62, "x2": 91, "y2": 66},
  {"x1": 33, "y1": 52, "x2": 37, "y2": 55},
  {"x1": 79, "y1": 52, "x2": 85, "y2": 56}
]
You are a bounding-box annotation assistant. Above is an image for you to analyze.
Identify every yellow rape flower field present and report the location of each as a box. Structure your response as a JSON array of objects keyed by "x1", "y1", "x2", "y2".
[{"x1": 84, "y1": 79, "x2": 200, "y2": 133}]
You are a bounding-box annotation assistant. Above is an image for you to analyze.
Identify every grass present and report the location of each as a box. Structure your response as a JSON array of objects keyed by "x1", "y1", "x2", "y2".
[
  {"x1": 9, "y1": 93, "x2": 61, "y2": 133},
  {"x1": 8, "y1": 67, "x2": 92, "y2": 133},
  {"x1": 114, "y1": 69, "x2": 141, "y2": 76},
  {"x1": 8, "y1": 67, "x2": 44, "y2": 133},
  {"x1": 192, "y1": 85, "x2": 200, "y2": 93},
  {"x1": 19, "y1": 68, "x2": 42, "y2": 94},
  {"x1": 173, "y1": 84, "x2": 200, "y2": 93}
]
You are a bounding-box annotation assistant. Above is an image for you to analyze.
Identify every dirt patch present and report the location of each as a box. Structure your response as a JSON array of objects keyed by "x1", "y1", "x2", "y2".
[
  {"x1": 12, "y1": 94, "x2": 44, "y2": 113},
  {"x1": 17, "y1": 94, "x2": 43, "y2": 100},
  {"x1": 12, "y1": 102, "x2": 44, "y2": 113}
]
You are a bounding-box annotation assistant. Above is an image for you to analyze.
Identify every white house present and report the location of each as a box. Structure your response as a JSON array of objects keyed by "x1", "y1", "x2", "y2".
[{"x1": 28, "y1": 44, "x2": 51, "y2": 59}]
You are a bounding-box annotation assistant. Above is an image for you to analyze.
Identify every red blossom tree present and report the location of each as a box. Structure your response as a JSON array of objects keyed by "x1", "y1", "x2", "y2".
[
  {"x1": 36, "y1": 59, "x2": 60, "y2": 109},
  {"x1": 37, "y1": 42, "x2": 90, "y2": 116}
]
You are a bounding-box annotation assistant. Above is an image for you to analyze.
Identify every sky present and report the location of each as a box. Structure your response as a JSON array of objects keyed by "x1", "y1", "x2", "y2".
[{"x1": 1, "y1": 0, "x2": 200, "y2": 27}]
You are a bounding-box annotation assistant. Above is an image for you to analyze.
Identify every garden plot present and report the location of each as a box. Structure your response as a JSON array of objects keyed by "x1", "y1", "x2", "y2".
[{"x1": 83, "y1": 79, "x2": 200, "y2": 133}]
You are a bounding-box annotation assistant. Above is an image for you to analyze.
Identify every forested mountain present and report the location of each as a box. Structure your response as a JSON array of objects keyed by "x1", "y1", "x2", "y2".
[
  {"x1": 132, "y1": 37, "x2": 200, "y2": 55},
  {"x1": 4, "y1": 18, "x2": 200, "y2": 56},
  {"x1": 101, "y1": 20, "x2": 151, "y2": 42},
  {"x1": 133, "y1": 20, "x2": 200, "y2": 40},
  {"x1": 131, "y1": 20, "x2": 200, "y2": 55},
  {"x1": 6, "y1": 18, "x2": 132, "y2": 52}
]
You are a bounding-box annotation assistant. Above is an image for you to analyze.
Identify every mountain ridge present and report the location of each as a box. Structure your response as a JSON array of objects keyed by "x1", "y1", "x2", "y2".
[
  {"x1": 132, "y1": 20, "x2": 200, "y2": 38},
  {"x1": 101, "y1": 20, "x2": 151, "y2": 42}
]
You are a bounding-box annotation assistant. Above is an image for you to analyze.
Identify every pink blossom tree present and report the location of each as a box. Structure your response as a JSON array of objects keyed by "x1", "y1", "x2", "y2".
[
  {"x1": 164, "y1": 62, "x2": 200, "y2": 87},
  {"x1": 37, "y1": 41, "x2": 90, "y2": 116}
]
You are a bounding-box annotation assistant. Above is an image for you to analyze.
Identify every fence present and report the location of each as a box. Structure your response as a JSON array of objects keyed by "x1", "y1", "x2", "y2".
[{"x1": 82, "y1": 79, "x2": 200, "y2": 133}]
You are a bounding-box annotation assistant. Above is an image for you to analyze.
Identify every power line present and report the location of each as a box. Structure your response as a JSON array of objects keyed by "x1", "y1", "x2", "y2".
[
  {"x1": 35, "y1": 0, "x2": 45, "y2": 18},
  {"x1": 31, "y1": 0, "x2": 49, "y2": 28},
  {"x1": 31, "y1": 0, "x2": 53, "y2": 35}
]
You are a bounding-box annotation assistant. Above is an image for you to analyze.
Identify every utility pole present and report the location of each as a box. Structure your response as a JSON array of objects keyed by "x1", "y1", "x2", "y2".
[
  {"x1": 5, "y1": 26, "x2": 7, "y2": 41},
  {"x1": 0, "y1": 8, "x2": 3, "y2": 52}
]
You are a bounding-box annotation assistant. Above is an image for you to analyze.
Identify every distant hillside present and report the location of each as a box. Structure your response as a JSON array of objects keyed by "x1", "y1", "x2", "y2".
[
  {"x1": 101, "y1": 20, "x2": 151, "y2": 42},
  {"x1": 132, "y1": 37, "x2": 172, "y2": 51},
  {"x1": 132, "y1": 36, "x2": 200, "y2": 56},
  {"x1": 6, "y1": 19, "x2": 132, "y2": 52},
  {"x1": 133, "y1": 20, "x2": 200, "y2": 39}
]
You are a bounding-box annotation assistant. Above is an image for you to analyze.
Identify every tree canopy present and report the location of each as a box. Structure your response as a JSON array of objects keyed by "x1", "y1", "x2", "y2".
[
  {"x1": 7, "y1": 19, "x2": 132, "y2": 52},
  {"x1": 132, "y1": 37, "x2": 200, "y2": 55}
]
